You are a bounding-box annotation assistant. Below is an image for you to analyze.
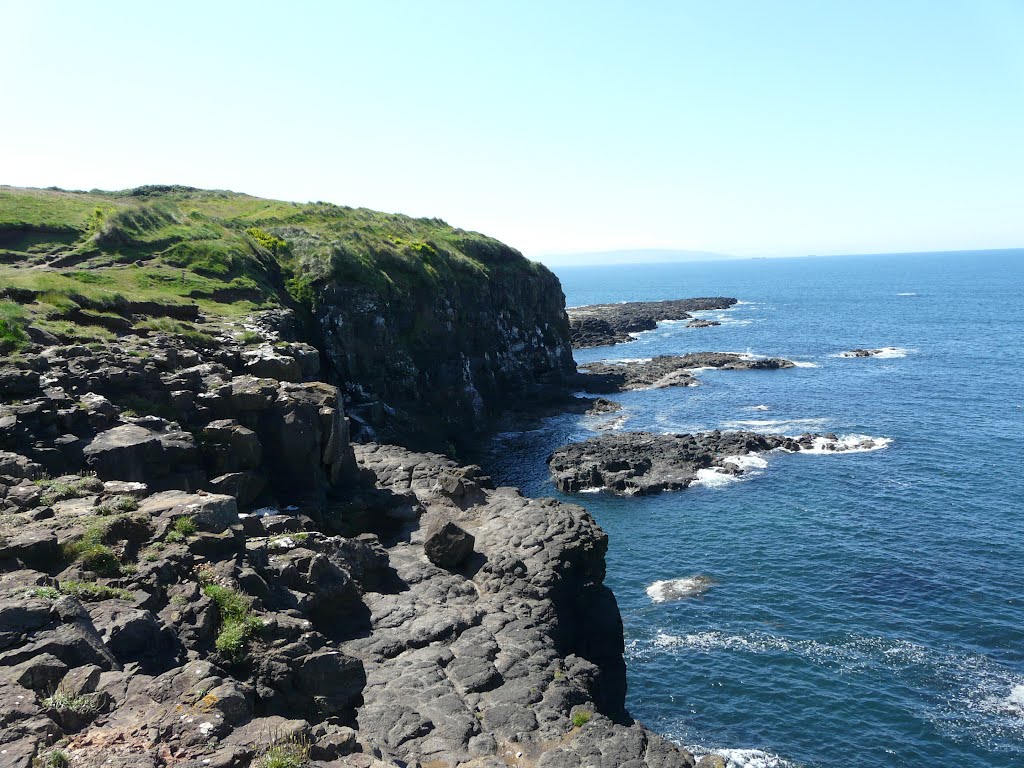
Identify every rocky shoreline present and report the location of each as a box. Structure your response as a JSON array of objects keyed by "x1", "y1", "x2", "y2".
[
  {"x1": 567, "y1": 298, "x2": 737, "y2": 348},
  {"x1": 548, "y1": 431, "x2": 825, "y2": 495},
  {"x1": 579, "y1": 353, "x2": 795, "y2": 393},
  {"x1": 0, "y1": 315, "x2": 706, "y2": 767}
]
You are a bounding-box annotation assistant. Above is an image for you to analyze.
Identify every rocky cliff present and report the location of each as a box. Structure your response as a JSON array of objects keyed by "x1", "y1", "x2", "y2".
[
  {"x1": 0, "y1": 185, "x2": 577, "y2": 451},
  {"x1": 0, "y1": 186, "x2": 698, "y2": 767}
]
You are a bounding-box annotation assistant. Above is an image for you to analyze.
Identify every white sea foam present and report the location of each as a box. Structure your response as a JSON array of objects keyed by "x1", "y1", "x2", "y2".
[
  {"x1": 722, "y1": 454, "x2": 769, "y2": 471},
  {"x1": 721, "y1": 417, "x2": 829, "y2": 433},
  {"x1": 789, "y1": 360, "x2": 819, "y2": 368},
  {"x1": 687, "y1": 747, "x2": 794, "y2": 768},
  {"x1": 799, "y1": 434, "x2": 893, "y2": 454},
  {"x1": 691, "y1": 453, "x2": 768, "y2": 488},
  {"x1": 646, "y1": 575, "x2": 715, "y2": 603},
  {"x1": 1004, "y1": 684, "x2": 1024, "y2": 713},
  {"x1": 744, "y1": 404, "x2": 772, "y2": 411},
  {"x1": 690, "y1": 468, "x2": 741, "y2": 488},
  {"x1": 835, "y1": 346, "x2": 913, "y2": 359},
  {"x1": 594, "y1": 414, "x2": 629, "y2": 431},
  {"x1": 896, "y1": 292, "x2": 917, "y2": 296}
]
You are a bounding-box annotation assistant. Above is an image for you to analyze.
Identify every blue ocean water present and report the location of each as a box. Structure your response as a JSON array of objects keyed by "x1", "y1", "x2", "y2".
[{"x1": 481, "y1": 250, "x2": 1024, "y2": 768}]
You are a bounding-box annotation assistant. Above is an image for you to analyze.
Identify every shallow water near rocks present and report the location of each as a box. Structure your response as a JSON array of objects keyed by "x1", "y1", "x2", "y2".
[{"x1": 480, "y1": 251, "x2": 1024, "y2": 768}]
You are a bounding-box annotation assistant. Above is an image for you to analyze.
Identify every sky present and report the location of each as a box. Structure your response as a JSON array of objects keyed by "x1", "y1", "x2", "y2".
[{"x1": 3, "y1": 1, "x2": 1024, "y2": 260}]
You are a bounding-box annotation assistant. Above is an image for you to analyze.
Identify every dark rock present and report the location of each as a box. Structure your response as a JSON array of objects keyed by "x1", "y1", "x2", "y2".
[
  {"x1": 579, "y1": 353, "x2": 794, "y2": 393},
  {"x1": 567, "y1": 298, "x2": 737, "y2": 348},
  {"x1": 549, "y1": 430, "x2": 807, "y2": 495},
  {"x1": 423, "y1": 517, "x2": 475, "y2": 570},
  {"x1": 8, "y1": 652, "x2": 68, "y2": 692}
]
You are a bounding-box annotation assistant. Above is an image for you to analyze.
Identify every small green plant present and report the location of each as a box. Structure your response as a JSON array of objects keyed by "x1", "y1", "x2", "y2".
[
  {"x1": 36, "y1": 474, "x2": 101, "y2": 506},
  {"x1": 203, "y1": 583, "x2": 261, "y2": 661},
  {"x1": 237, "y1": 329, "x2": 262, "y2": 344},
  {"x1": 571, "y1": 710, "x2": 592, "y2": 728},
  {"x1": 39, "y1": 749, "x2": 71, "y2": 768},
  {"x1": 27, "y1": 586, "x2": 61, "y2": 600},
  {"x1": 166, "y1": 515, "x2": 197, "y2": 543},
  {"x1": 95, "y1": 495, "x2": 139, "y2": 515},
  {"x1": 257, "y1": 735, "x2": 310, "y2": 768},
  {"x1": 61, "y1": 522, "x2": 122, "y2": 576},
  {"x1": 59, "y1": 580, "x2": 132, "y2": 602},
  {"x1": 42, "y1": 691, "x2": 102, "y2": 716}
]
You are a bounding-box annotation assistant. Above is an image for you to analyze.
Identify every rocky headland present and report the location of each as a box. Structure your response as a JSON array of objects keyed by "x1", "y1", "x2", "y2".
[
  {"x1": 579, "y1": 353, "x2": 795, "y2": 393},
  {"x1": 567, "y1": 298, "x2": 737, "y2": 348},
  {"x1": 0, "y1": 186, "x2": 704, "y2": 767},
  {"x1": 548, "y1": 431, "x2": 824, "y2": 495}
]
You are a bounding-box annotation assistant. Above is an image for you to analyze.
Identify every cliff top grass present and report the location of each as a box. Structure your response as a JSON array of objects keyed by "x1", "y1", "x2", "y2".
[{"x1": 0, "y1": 184, "x2": 546, "y2": 347}]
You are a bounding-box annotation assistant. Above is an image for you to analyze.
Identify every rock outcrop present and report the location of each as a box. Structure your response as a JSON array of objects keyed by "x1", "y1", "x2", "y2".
[
  {"x1": 315, "y1": 257, "x2": 576, "y2": 452},
  {"x1": 579, "y1": 353, "x2": 795, "y2": 392},
  {"x1": 549, "y1": 430, "x2": 817, "y2": 495},
  {"x1": 0, "y1": 322, "x2": 698, "y2": 767},
  {"x1": 567, "y1": 298, "x2": 737, "y2": 348}
]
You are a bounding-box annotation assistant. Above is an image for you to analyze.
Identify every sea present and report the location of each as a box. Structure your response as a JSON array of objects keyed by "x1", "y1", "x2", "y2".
[{"x1": 479, "y1": 250, "x2": 1024, "y2": 768}]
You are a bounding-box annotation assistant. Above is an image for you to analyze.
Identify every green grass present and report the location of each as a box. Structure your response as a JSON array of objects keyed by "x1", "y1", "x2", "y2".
[
  {"x1": 256, "y1": 736, "x2": 310, "y2": 768},
  {"x1": 42, "y1": 691, "x2": 103, "y2": 716},
  {"x1": 165, "y1": 515, "x2": 197, "y2": 543},
  {"x1": 59, "y1": 580, "x2": 133, "y2": 602},
  {"x1": 36, "y1": 475, "x2": 102, "y2": 506},
  {"x1": 95, "y1": 495, "x2": 140, "y2": 515},
  {"x1": 0, "y1": 300, "x2": 29, "y2": 352},
  {"x1": 27, "y1": 586, "x2": 61, "y2": 600},
  {"x1": 39, "y1": 749, "x2": 71, "y2": 768},
  {"x1": 0, "y1": 184, "x2": 546, "y2": 346},
  {"x1": 61, "y1": 519, "x2": 124, "y2": 576},
  {"x1": 571, "y1": 710, "x2": 592, "y2": 728},
  {"x1": 203, "y1": 583, "x2": 262, "y2": 660}
]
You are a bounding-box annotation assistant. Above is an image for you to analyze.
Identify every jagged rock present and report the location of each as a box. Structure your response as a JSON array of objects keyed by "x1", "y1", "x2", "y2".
[
  {"x1": 241, "y1": 345, "x2": 303, "y2": 382},
  {"x1": 0, "y1": 368, "x2": 40, "y2": 397},
  {"x1": 0, "y1": 528, "x2": 58, "y2": 567},
  {"x1": 549, "y1": 430, "x2": 807, "y2": 495},
  {"x1": 201, "y1": 419, "x2": 262, "y2": 474},
  {"x1": 580, "y1": 353, "x2": 795, "y2": 393},
  {"x1": 57, "y1": 664, "x2": 102, "y2": 697},
  {"x1": 423, "y1": 516, "x2": 475, "y2": 570},
  {"x1": 82, "y1": 424, "x2": 200, "y2": 488},
  {"x1": 8, "y1": 652, "x2": 68, "y2": 691},
  {"x1": 567, "y1": 298, "x2": 737, "y2": 348},
  {"x1": 138, "y1": 490, "x2": 238, "y2": 533},
  {"x1": 87, "y1": 602, "x2": 167, "y2": 662}
]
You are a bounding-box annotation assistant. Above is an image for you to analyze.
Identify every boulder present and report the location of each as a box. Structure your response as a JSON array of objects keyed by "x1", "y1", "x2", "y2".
[{"x1": 423, "y1": 517, "x2": 475, "y2": 570}]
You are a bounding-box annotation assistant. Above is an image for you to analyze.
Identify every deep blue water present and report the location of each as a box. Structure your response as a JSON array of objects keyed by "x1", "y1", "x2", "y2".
[{"x1": 481, "y1": 251, "x2": 1024, "y2": 768}]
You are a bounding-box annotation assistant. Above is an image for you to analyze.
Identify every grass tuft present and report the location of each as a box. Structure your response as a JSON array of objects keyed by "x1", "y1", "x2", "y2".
[
  {"x1": 165, "y1": 515, "x2": 197, "y2": 542},
  {"x1": 257, "y1": 735, "x2": 310, "y2": 768},
  {"x1": 203, "y1": 582, "x2": 262, "y2": 660}
]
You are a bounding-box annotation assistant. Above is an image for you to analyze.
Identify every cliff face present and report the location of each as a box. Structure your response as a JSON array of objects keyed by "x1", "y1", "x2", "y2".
[
  {"x1": 0, "y1": 186, "x2": 699, "y2": 767},
  {"x1": 315, "y1": 253, "x2": 575, "y2": 449},
  {"x1": 0, "y1": 186, "x2": 577, "y2": 451}
]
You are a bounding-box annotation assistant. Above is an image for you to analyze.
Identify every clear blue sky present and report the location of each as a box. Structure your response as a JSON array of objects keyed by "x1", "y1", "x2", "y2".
[{"x1": 4, "y1": 1, "x2": 1023, "y2": 258}]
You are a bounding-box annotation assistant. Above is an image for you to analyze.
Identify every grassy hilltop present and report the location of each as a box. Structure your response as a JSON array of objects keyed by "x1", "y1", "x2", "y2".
[{"x1": 0, "y1": 184, "x2": 542, "y2": 351}]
